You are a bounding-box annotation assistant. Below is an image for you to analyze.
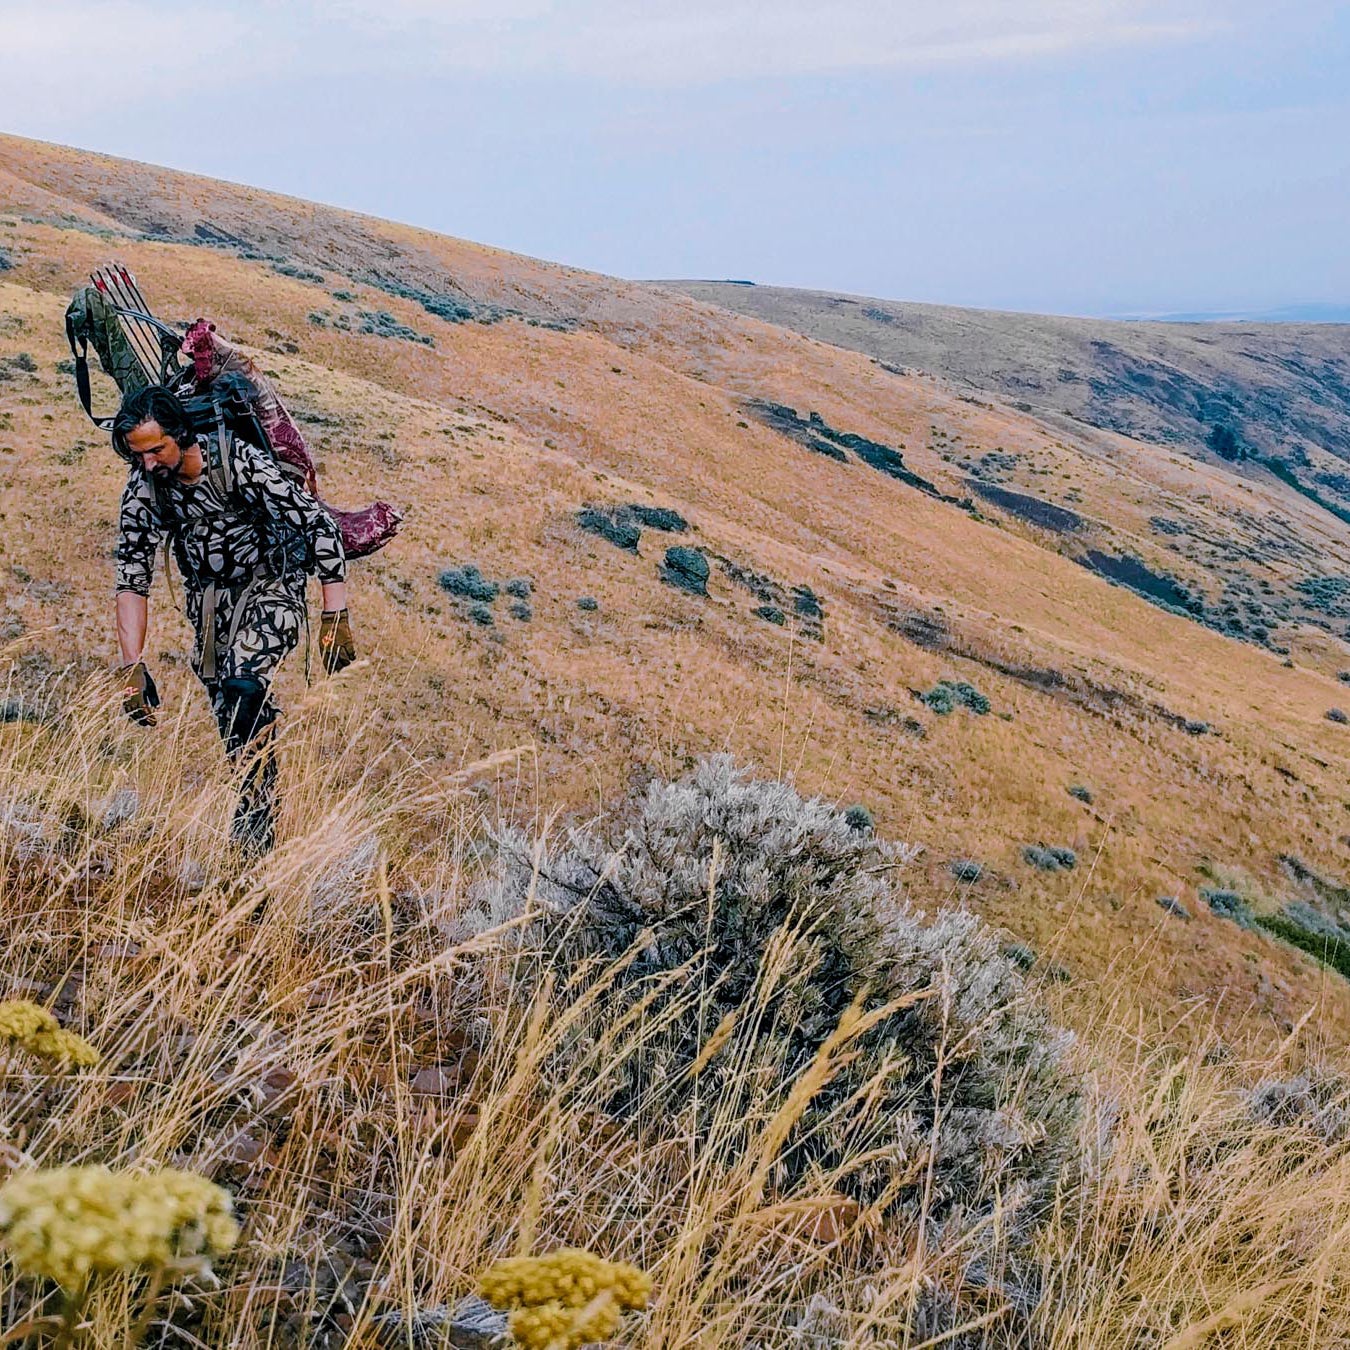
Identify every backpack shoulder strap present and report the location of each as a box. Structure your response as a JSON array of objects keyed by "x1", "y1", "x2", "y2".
[{"x1": 207, "y1": 395, "x2": 235, "y2": 498}]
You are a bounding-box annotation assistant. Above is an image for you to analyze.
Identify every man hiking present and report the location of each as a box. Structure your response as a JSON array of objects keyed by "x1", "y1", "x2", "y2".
[{"x1": 111, "y1": 384, "x2": 357, "y2": 854}]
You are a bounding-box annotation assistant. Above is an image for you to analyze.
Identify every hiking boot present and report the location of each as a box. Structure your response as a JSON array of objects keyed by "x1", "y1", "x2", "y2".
[{"x1": 231, "y1": 745, "x2": 278, "y2": 857}]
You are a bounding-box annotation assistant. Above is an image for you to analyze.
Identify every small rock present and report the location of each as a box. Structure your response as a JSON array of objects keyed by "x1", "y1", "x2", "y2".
[
  {"x1": 219, "y1": 1130, "x2": 266, "y2": 1166},
  {"x1": 256, "y1": 1066, "x2": 299, "y2": 1114},
  {"x1": 792, "y1": 585, "x2": 824, "y2": 619},
  {"x1": 659, "y1": 546, "x2": 710, "y2": 595},
  {"x1": 950, "y1": 859, "x2": 984, "y2": 884},
  {"x1": 1067, "y1": 784, "x2": 1093, "y2": 805},
  {"x1": 576, "y1": 596, "x2": 599, "y2": 612},
  {"x1": 1327, "y1": 708, "x2": 1349, "y2": 724},
  {"x1": 410, "y1": 1064, "x2": 463, "y2": 1096},
  {"x1": 1156, "y1": 895, "x2": 1191, "y2": 920}
]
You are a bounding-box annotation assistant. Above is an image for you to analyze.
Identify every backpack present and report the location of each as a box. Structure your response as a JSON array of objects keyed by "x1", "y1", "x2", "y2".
[{"x1": 65, "y1": 263, "x2": 403, "y2": 559}]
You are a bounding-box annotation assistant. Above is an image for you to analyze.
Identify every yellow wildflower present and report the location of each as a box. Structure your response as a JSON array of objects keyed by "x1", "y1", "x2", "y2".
[
  {"x1": 24, "y1": 1028, "x2": 100, "y2": 1068},
  {"x1": 0, "y1": 1000, "x2": 58, "y2": 1042},
  {"x1": 481, "y1": 1248, "x2": 650, "y2": 1313},
  {"x1": 481, "y1": 1249, "x2": 649, "y2": 1348},
  {"x1": 0, "y1": 1165, "x2": 238, "y2": 1289},
  {"x1": 0, "y1": 999, "x2": 99, "y2": 1070},
  {"x1": 508, "y1": 1297, "x2": 620, "y2": 1350}
]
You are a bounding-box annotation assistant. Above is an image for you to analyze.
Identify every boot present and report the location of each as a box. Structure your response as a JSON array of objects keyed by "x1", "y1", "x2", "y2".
[{"x1": 231, "y1": 741, "x2": 278, "y2": 857}]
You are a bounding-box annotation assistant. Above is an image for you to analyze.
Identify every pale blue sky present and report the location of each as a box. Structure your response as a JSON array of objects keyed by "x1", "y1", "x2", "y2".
[{"x1": 1, "y1": 1, "x2": 1347, "y2": 317}]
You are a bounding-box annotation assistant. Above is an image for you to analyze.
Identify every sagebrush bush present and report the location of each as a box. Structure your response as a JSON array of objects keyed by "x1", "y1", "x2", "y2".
[
  {"x1": 1202, "y1": 885, "x2": 1254, "y2": 927},
  {"x1": 923, "y1": 679, "x2": 991, "y2": 716},
  {"x1": 470, "y1": 756, "x2": 1085, "y2": 1323}
]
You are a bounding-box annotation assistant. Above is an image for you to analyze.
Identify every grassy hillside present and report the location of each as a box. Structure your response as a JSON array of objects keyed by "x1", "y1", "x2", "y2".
[
  {"x1": 2, "y1": 133, "x2": 1350, "y2": 1344},
  {"x1": 662, "y1": 280, "x2": 1350, "y2": 469},
  {"x1": 666, "y1": 280, "x2": 1350, "y2": 647},
  {"x1": 3, "y1": 131, "x2": 1350, "y2": 1039}
]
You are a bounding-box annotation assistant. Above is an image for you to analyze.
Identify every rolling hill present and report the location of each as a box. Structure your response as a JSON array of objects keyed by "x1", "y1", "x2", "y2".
[
  {"x1": 3, "y1": 131, "x2": 1350, "y2": 1043},
  {"x1": 5, "y1": 133, "x2": 1350, "y2": 1347}
]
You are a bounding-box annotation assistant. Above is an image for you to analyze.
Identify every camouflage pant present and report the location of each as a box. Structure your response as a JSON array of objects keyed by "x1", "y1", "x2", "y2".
[{"x1": 184, "y1": 572, "x2": 308, "y2": 735}]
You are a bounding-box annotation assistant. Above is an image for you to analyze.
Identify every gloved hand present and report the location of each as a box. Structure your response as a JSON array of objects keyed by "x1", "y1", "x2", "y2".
[
  {"x1": 118, "y1": 661, "x2": 160, "y2": 726},
  {"x1": 319, "y1": 609, "x2": 356, "y2": 675}
]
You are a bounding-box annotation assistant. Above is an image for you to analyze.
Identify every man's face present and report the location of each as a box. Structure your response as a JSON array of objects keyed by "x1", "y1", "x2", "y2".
[{"x1": 125, "y1": 420, "x2": 185, "y2": 478}]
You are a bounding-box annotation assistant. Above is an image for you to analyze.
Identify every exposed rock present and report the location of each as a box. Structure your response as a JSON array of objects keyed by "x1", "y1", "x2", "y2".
[
  {"x1": 659, "y1": 546, "x2": 709, "y2": 595},
  {"x1": 969, "y1": 480, "x2": 1083, "y2": 533}
]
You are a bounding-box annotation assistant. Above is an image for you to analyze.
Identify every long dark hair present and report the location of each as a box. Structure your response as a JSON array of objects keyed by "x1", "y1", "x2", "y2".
[{"x1": 111, "y1": 385, "x2": 194, "y2": 462}]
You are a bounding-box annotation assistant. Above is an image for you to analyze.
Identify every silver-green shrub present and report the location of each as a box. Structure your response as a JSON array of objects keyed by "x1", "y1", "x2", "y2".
[{"x1": 469, "y1": 756, "x2": 1084, "y2": 1329}]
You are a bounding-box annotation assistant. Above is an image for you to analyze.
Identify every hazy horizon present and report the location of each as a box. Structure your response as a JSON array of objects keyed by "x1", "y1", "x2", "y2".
[{"x1": 3, "y1": 1, "x2": 1347, "y2": 319}]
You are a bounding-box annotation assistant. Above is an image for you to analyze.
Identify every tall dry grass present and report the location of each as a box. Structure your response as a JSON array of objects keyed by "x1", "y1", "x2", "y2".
[{"x1": 0, "y1": 672, "x2": 1348, "y2": 1348}]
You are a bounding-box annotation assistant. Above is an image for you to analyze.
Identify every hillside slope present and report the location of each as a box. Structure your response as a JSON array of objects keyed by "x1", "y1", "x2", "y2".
[
  {"x1": 664, "y1": 280, "x2": 1350, "y2": 468},
  {"x1": 667, "y1": 282, "x2": 1350, "y2": 642},
  {"x1": 3, "y1": 134, "x2": 1350, "y2": 1050}
]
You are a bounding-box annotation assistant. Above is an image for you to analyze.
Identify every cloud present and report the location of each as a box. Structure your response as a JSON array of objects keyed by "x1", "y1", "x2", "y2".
[
  {"x1": 0, "y1": 0, "x2": 1224, "y2": 109},
  {"x1": 322, "y1": 0, "x2": 1221, "y2": 82},
  {"x1": 0, "y1": 2, "x2": 252, "y2": 107}
]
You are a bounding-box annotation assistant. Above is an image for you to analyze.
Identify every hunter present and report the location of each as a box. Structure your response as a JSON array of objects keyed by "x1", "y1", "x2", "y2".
[{"x1": 111, "y1": 384, "x2": 356, "y2": 853}]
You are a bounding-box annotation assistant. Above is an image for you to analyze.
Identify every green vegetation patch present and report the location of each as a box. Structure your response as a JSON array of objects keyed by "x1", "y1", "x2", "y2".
[
  {"x1": 1257, "y1": 910, "x2": 1350, "y2": 981},
  {"x1": 922, "y1": 679, "x2": 990, "y2": 716}
]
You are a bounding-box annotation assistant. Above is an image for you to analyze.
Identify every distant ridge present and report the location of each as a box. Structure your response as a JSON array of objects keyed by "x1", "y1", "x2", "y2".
[
  {"x1": 660, "y1": 280, "x2": 1350, "y2": 472},
  {"x1": 1120, "y1": 303, "x2": 1350, "y2": 324}
]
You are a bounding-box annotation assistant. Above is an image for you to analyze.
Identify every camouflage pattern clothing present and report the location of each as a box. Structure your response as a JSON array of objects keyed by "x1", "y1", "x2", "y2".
[{"x1": 115, "y1": 430, "x2": 345, "y2": 718}]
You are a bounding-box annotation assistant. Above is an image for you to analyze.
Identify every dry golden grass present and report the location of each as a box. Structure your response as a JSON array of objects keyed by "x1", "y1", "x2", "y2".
[{"x1": 0, "y1": 700, "x2": 1347, "y2": 1346}]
